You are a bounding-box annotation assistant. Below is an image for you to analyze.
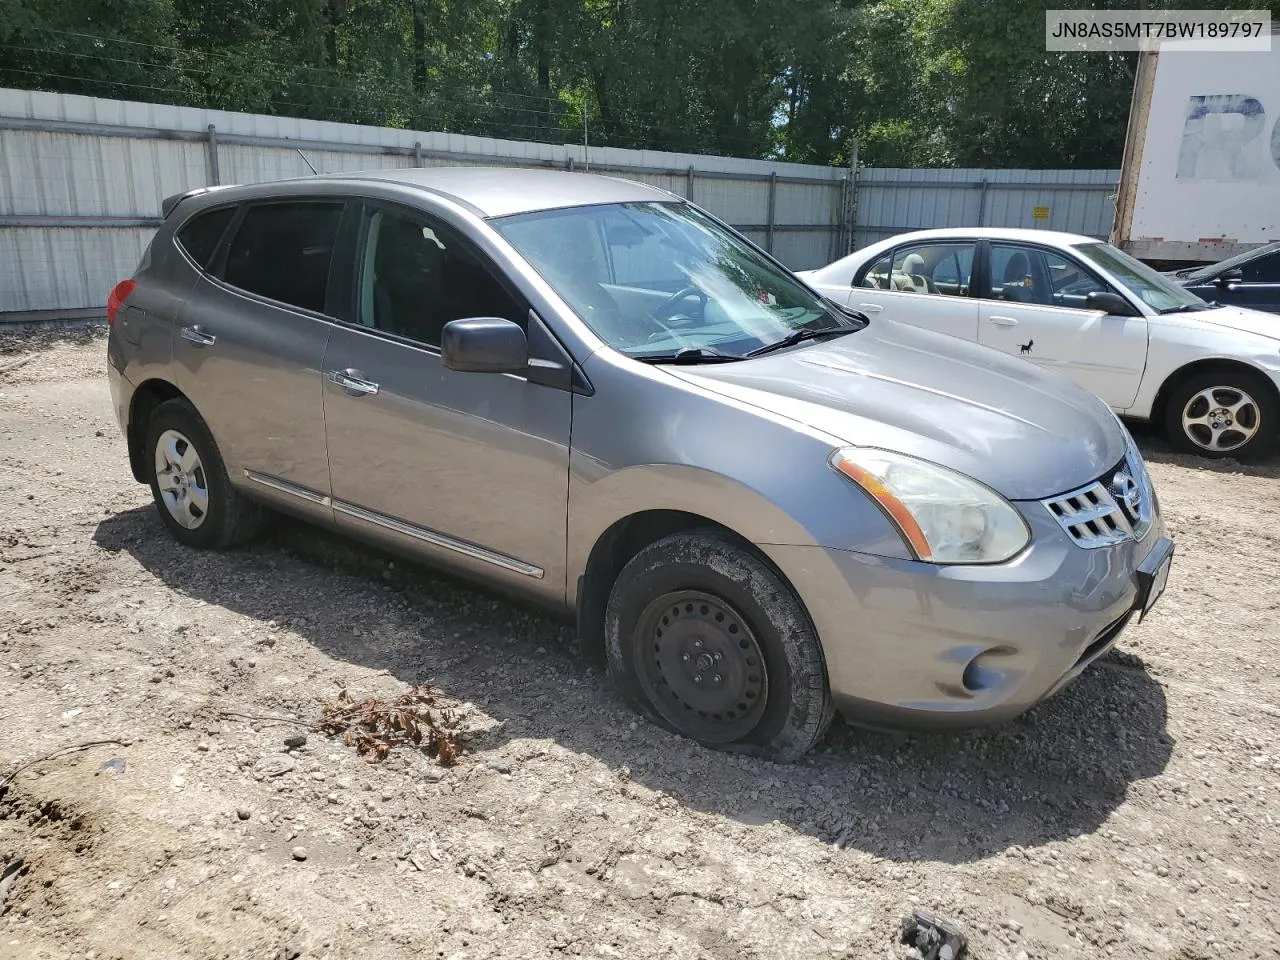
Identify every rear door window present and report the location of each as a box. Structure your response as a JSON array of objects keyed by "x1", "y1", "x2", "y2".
[
  {"x1": 175, "y1": 206, "x2": 235, "y2": 270},
  {"x1": 1243, "y1": 252, "x2": 1280, "y2": 283},
  {"x1": 223, "y1": 202, "x2": 344, "y2": 313}
]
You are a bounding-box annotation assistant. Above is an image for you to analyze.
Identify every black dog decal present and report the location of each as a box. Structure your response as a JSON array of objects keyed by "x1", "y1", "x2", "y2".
[{"x1": 1019, "y1": 339, "x2": 1034, "y2": 355}]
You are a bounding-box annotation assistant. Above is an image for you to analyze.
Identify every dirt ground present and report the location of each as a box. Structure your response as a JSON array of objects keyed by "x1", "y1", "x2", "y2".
[{"x1": 0, "y1": 328, "x2": 1278, "y2": 960}]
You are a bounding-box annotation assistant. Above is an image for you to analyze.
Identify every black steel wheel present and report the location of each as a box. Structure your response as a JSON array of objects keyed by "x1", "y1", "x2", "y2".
[
  {"x1": 634, "y1": 589, "x2": 769, "y2": 744},
  {"x1": 604, "y1": 529, "x2": 833, "y2": 761}
]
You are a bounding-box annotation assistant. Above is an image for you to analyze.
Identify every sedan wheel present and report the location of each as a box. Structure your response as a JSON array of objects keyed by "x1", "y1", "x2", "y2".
[{"x1": 1165, "y1": 371, "x2": 1278, "y2": 460}]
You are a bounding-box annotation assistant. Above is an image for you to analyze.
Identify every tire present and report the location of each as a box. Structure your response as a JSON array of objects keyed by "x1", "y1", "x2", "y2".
[
  {"x1": 144, "y1": 397, "x2": 263, "y2": 548},
  {"x1": 604, "y1": 529, "x2": 832, "y2": 762},
  {"x1": 1163, "y1": 369, "x2": 1279, "y2": 460}
]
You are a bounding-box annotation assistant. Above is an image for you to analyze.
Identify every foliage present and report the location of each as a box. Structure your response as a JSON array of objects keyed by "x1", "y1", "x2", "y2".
[{"x1": 1, "y1": 0, "x2": 1274, "y2": 167}]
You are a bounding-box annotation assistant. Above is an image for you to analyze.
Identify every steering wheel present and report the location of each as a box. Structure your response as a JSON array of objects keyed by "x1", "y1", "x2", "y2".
[{"x1": 652, "y1": 285, "x2": 707, "y2": 323}]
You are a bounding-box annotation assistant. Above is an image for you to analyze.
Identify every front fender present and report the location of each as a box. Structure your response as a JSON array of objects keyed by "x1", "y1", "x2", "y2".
[{"x1": 565, "y1": 353, "x2": 914, "y2": 604}]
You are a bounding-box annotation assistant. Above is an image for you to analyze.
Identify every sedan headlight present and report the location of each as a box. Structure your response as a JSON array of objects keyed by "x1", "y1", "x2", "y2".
[{"x1": 830, "y1": 448, "x2": 1031, "y2": 564}]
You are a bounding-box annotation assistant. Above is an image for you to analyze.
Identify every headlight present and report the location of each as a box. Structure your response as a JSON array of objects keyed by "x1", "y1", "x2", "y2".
[{"x1": 830, "y1": 448, "x2": 1031, "y2": 564}]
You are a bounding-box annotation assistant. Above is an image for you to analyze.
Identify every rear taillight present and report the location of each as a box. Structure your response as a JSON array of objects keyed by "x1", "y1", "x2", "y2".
[{"x1": 106, "y1": 279, "x2": 136, "y2": 326}]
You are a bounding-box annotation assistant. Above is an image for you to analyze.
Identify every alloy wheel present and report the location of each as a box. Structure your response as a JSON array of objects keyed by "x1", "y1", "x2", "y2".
[
  {"x1": 153, "y1": 428, "x2": 209, "y2": 529},
  {"x1": 1180, "y1": 385, "x2": 1260, "y2": 453}
]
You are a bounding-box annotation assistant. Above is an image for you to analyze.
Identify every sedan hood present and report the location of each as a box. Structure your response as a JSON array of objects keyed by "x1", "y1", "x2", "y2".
[
  {"x1": 1176, "y1": 305, "x2": 1280, "y2": 340},
  {"x1": 666, "y1": 319, "x2": 1127, "y2": 500}
]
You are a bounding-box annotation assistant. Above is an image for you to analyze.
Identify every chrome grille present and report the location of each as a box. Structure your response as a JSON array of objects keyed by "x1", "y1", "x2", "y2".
[{"x1": 1043, "y1": 451, "x2": 1153, "y2": 548}]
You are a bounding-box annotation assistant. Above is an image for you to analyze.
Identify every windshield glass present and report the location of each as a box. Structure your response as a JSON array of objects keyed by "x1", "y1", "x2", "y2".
[
  {"x1": 492, "y1": 201, "x2": 857, "y2": 359},
  {"x1": 1073, "y1": 241, "x2": 1208, "y2": 313},
  {"x1": 1179, "y1": 241, "x2": 1280, "y2": 282}
]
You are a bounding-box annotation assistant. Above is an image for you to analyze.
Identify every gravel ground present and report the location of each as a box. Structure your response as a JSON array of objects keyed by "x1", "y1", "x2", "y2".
[{"x1": 0, "y1": 329, "x2": 1278, "y2": 960}]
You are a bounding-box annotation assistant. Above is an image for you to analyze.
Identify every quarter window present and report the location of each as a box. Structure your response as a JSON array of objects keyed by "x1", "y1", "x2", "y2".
[
  {"x1": 356, "y1": 206, "x2": 525, "y2": 347},
  {"x1": 223, "y1": 202, "x2": 343, "y2": 313},
  {"x1": 175, "y1": 206, "x2": 235, "y2": 270}
]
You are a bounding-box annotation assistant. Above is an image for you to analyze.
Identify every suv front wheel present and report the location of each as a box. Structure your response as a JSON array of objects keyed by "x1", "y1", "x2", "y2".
[
  {"x1": 604, "y1": 529, "x2": 833, "y2": 761},
  {"x1": 145, "y1": 398, "x2": 262, "y2": 548}
]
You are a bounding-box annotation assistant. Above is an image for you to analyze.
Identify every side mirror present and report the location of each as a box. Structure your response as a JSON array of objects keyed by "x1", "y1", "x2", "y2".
[
  {"x1": 441, "y1": 317, "x2": 529, "y2": 373},
  {"x1": 1085, "y1": 291, "x2": 1136, "y2": 316},
  {"x1": 1215, "y1": 268, "x2": 1244, "y2": 286}
]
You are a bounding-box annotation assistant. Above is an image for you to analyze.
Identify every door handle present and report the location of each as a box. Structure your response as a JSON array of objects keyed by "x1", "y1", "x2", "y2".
[
  {"x1": 857, "y1": 302, "x2": 885, "y2": 314},
  {"x1": 327, "y1": 369, "x2": 380, "y2": 396},
  {"x1": 180, "y1": 325, "x2": 217, "y2": 346},
  {"x1": 988, "y1": 315, "x2": 1019, "y2": 327}
]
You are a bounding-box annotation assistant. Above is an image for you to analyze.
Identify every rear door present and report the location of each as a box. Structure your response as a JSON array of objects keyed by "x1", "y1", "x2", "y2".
[
  {"x1": 320, "y1": 200, "x2": 572, "y2": 602},
  {"x1": 848, "y1": 240, "x2": 980, "y2": 340},
  {"x1": 172, "y1": 199, "x2": 345, "y2": 520},
  {"x1": 977, "y1": 241, "x2": 1148, "y2": 409}
]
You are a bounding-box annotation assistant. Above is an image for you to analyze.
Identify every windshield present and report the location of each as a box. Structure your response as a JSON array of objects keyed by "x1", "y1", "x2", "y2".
[
  {"x1": 492, "y1": 201, "x2": 858, "y2": 360},
  {"x1": 1179, "y1": 241, "x2": 1280, "y2": 282},
  {"x1": 1072, "y1": 241, "x2": 1209, "y2": 314}
]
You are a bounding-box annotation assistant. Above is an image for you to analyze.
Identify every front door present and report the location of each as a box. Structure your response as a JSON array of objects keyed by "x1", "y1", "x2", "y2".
[
  {"x1": 320, "y1": 200, "x2": 572, "y2": 601},
  {"x1": 977, "y1": 242, "x2": 1148, "y2": 409},
  {"x1": 1216, "y1": 249, "x2": 1280, "y2": 315},
  {"x1": 848, "y1": 240, "x2": 980, "y2": 341},
  {"x1": 172, "y1": 199, "x2": 345, "y2": 517}
]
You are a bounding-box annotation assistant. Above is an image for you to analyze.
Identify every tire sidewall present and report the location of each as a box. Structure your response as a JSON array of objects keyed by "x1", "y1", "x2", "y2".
[
  {"x1": 605, "y1": 532, "x2": 829, "y2": 760},
  {"x1": 144, "y1": 400, "x2": 232, "y2": 548},
  {"x1": 1166, "y1": 371, "x2": 1279, "y2": 460}
]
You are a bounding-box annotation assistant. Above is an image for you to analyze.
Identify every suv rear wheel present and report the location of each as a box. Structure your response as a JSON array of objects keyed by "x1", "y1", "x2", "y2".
[
  {"x1": 145, "y1": 398, "x2": 262, "y2": 548},
  {"x1": 604, "y1": 529, "x2": 832, "y2": 761}
]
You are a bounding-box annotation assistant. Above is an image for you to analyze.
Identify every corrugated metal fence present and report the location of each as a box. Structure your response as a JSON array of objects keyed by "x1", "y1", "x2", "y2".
[{"x1": 0, "y1": 88, "x2": 1120, "y2": 322}]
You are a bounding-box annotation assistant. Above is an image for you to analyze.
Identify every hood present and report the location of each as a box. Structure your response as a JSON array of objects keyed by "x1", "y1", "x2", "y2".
[
  {"x1": 666, "y1": 319, "x2": 1127, "y2": 500},
  {"x1": 1173, "y1": 305, "x2": 1280, "y2": 340}
]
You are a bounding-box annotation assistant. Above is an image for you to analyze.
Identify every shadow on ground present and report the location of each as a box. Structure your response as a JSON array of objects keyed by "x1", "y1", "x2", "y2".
[{"x1": 94, "y1": 504, "x2": 1172, "y2": 865}]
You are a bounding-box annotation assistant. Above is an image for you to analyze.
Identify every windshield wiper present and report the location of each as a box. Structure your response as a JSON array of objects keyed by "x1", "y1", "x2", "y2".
[
  {"x1": 633, "y1": 346, "x2": 743, "y2": 365},
  {"x1": 746, "y1": 326, "x2": 855, "y2": 358},
  {"x1": 1158, "y1": 304, "x2": 1206, "y2": 314}
]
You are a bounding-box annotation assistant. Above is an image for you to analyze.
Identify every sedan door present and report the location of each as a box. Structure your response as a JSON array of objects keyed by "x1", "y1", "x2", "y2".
[
  {"x1": 1199, "y1": 249, "x2": 1280, "y2": 315},
  {"x1": 320, "y1": 200, "x2": 572, "y2": 602},
  {"x1": 846, "y1": 240, "x2": 980, "y2": 341},
  {"x1": 977, "y1": 242, "x2": 1148, "y2": 409}
]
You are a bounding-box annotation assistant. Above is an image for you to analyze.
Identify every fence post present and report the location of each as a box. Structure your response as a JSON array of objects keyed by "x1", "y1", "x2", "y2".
[
  {"x1": 977, "y1": 178, "x2": 989, "y2": 226},
  {"x1": 766, "y1": 172, "x2": 778, "y2": 253},
  {"x1": 844, "y1": 138, "x2": 859, "y2": 256},
  {"x1": 686, "y1": 165, "x2": 695, "y2": 201},
  {"x1": 413, "y1": 141, "x2": 423, "y2": 167},
  {"x1": 206, "y1": 124, "x2": 220, "y2": 186}
]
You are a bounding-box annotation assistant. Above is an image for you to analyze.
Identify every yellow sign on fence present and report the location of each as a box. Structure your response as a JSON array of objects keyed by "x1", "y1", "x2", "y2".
[{"x1": 1032, "y1": 206, "x2": 1051, "y2": 221}]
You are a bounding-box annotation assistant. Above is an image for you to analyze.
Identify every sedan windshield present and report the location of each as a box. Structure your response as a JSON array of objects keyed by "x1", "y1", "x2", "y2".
[
  {"x1": 492, "y1": 201, "x2": 860, "y2": 361},
  {"x1": 1073, "y1": 241, "x2": 1209, "y2": 314}
]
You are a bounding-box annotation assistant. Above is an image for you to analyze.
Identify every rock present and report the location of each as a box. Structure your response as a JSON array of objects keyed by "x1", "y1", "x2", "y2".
[
  {"x1": 420, "y1": 764, "x2": 447, "y2": 782},
  {"x1": 291, "y1": 846, "x2": 308, "y2": 862},
  {"x1": 281, "y1": 943, "x2": 302, "y2": 960},
  {"x1": 283, "y1": 732, "x2": 307, "y2": 750},
  {"x1": 236, "y1": 808, "x2": 252, "y2": 821},
  {"x1": 99, "y1": 758, "x2": 126, "y2": 775},
  {"x1": 486, "y1": 757, "x2": 513, "y2": 775},
  {"x1": 253, "y1": 755, "x2": 297, "y2": 778}
]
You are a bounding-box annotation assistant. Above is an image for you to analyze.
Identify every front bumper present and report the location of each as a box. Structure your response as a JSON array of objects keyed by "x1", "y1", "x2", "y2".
[{"x1": 764, "y1": 506, "x2": 1170, "y2": 730}]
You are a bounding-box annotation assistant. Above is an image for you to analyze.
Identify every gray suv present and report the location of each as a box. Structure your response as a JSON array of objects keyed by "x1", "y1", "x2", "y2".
[{"x1": 107, "y1": 168, "x2": 1174, "y2": 759}]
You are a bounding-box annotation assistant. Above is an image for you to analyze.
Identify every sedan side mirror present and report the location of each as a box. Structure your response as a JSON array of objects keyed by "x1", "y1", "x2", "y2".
[
  {"x1": 1215, "y1": 268, "x2": 1244, "y2": 287},
  {"x1": 441, "y1": 317, "x2": 529, "y2": 373},
  {"x1": 1085, "y1": 291, "x2": 1137, "y2": 316}
]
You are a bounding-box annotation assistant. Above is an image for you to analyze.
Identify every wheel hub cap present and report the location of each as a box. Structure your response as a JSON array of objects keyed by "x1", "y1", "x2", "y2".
[
  {"x1": 154, "y1": 429, "x2": 209, "y2": 530},
  {"x1": 1181, "y1": 386, "x2": 1260, "y2": 453},
  {"x1": 634, "y1": 590, "x2": 769, "y2": 744}
]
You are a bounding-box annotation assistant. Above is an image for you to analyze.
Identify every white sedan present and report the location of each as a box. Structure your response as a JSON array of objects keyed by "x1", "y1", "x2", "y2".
[{"x1": 799, "y1": 227, "x2": 1280, "y2": 459}]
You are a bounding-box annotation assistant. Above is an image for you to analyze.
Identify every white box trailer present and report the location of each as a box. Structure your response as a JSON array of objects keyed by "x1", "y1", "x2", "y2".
[{"x1": 1112, "y1": 31, "x2": 1280, "y2": 266}]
